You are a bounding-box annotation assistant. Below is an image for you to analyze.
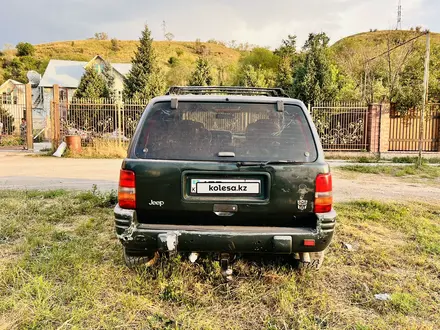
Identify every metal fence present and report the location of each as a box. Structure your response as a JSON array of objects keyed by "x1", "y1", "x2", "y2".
[
  {"x1": 57, "y1": 98, "x2": 147, "y2": 145},
  {"x1": 310, "y1": 102, "x2": 369, "y2": 151},
  {"x1": 0, "y1": 97, "x2": 26, "y2": 136},
  {"x1": 389, "y1": 103, "x2": 440, "y2": 152},
  {"x1": 51, "y1": 98, "x2": 440, "y2": 153},
  {"x1": 183, "y1": 111, "x2": 268, "y2": 133}
]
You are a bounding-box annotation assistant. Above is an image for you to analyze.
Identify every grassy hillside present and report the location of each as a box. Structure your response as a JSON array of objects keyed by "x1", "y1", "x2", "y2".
[
  {"x1": 33, "y1": 40, "x2": 242, "y2": 86},
  {"x1": 0, "y1": 39, "x2": 242, "y2": 86},
  {"x1": 332, "y1": 30, "x2": 440, "y2": 51},
  {"x1": 1, "y1": 189, "x2": 440, "y2": 329},
  {"x1": 34, "y1": 40, "x2": 241, "y2": 66}
]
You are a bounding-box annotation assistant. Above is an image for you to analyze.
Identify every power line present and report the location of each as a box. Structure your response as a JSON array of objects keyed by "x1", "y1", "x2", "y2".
[
  {"x1": 365, "y1": 32, "x2": 426, "y2": 64},
  {"x1": 362, "y1": 31, "x2": 427, "y2": 102}
]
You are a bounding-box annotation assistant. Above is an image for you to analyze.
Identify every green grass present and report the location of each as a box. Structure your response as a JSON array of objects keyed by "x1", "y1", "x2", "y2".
[
  {"x1": 339, "y1": 164, "x2": 440, "y2": 179},
  {"x1": 391, "y1": 156, "x2": 440, "y2": 164},
  {"x1": 1, "y1": 191, "x2": 440, "y2": 329},
  {"x1": 324, "y1": 154, "x2": 382, "y2": 163}
]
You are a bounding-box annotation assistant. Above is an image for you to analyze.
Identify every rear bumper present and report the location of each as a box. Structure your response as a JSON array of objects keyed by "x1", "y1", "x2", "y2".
[{"x1": 114, "y1": 205, "x2": 336, "y2": 254}]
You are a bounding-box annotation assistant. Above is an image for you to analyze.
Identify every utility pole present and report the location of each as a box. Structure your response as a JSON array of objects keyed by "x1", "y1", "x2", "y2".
[
  {"x1": 418, "y1": 32, "x2": 430, "y2": 167},
  {"x1": 162, "y1": 20, "x2": 167, "y2": 39},
  {"x1": 397, "y1": 0, "x2": 402, "y2": 30}
]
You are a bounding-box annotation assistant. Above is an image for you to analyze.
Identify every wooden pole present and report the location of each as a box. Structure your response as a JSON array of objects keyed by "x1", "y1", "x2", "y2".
[
  {"x1": 418, "y1": 32, "x2": 430, "y2": 167},
  {"x1": 53, "y1": 84, "x2": 60, "y2": 147},
  {"x1": 25, "y1": 83, "x2": 33, "y2": 150}
]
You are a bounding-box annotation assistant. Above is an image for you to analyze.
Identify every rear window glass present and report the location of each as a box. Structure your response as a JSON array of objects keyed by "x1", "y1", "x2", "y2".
[{"x1": 134, "y1": 101, "x2": 317, "y2": 162}]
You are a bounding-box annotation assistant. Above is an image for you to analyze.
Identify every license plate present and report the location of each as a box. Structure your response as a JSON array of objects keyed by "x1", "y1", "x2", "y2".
[{"x1": 191, "y1": 179, "x2": 261, "y2": 195}]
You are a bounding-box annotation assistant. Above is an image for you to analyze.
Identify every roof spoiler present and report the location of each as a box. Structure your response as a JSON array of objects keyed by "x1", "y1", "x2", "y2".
[{"x1": 165, "y1": 86, "x2": 289, "y2": 97}]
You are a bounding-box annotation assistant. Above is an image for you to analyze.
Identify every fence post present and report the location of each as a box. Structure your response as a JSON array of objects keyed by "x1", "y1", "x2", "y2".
[
  {"x1": 378, "y1": 103, "x2": 391, "y2": 155},
  {"x1": 367, "y1": 104, "x2": 378, "y2": 153},
  {"x1": 25, "y1": 83, "x2": 34, "y2": 150},
  {"x1": 53, "y1": 85, "x2": 60, "y2": 148},
  {"x1": 117, "y1": 100, "x2": 122, "y2": 147}
]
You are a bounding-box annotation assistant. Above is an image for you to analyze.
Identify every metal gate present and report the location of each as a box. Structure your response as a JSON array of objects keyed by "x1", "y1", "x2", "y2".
[
  {"x1": 310, "y1": 102, "x2": 369, "y2": 151},
  {"x1": 0, "y1": 87, "x2": 28, "y2": 149}
]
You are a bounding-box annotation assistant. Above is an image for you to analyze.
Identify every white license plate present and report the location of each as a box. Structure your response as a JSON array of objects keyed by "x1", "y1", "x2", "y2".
[{"x1": 191, "y1": 179, "x2": 261, "y2": 195}]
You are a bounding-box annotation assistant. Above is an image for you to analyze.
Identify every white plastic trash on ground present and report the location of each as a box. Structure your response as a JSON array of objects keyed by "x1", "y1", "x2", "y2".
[{"x1": 53, "y1": 142, "x2": 67, "y2": 157}]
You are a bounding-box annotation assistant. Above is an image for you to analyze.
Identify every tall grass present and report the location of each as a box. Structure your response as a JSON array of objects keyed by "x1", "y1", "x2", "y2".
[{"x1": 66, "y1": 139, "x2": 128, "y2": 159}]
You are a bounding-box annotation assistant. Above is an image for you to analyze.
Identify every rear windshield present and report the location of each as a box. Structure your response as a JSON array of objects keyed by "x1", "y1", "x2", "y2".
[{"x1": 134, "y1": 101, "x2": 317, "y2": 162}]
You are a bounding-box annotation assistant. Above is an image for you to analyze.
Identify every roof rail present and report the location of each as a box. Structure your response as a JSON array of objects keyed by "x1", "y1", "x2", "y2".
[{"x1": 166, "y1": 86, "x2": 289, "y2": 97}]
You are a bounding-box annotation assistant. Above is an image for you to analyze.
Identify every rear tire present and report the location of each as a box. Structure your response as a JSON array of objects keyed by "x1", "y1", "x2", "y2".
[
  {"x1": 123, "y1": 248, "x2": 159, "y2": 269},
  {"x1": 294, "y1": 251, "x2": 325, "y2": 270}
]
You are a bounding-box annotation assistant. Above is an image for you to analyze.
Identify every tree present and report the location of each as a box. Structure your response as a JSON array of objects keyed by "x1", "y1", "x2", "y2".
[
  {"x1": 292, "y1": 33, "x2": 338, "y2": 104},
  {"x1": 16, "y1": 42, "x2": 35, "y2": 57},
  {"x1": 392, "y1": 45, "x2": 425, "y2": 112},
  {"x1": 194, "y1": 39, "x2": 208, "y2": 56},
  {"x1": 123, "y1": 24, "x2": 166, "y2": 100},
  {"x1": 189, "y1": 58, "x2": 213, "y2": 86},
  {"x1": 132, "y1": 69, "x2": 167, "y2": 100},
  {"x1": 236, "y1": 64, "x2": 273, "y2": 88},
  {"x1": 75, "y1": 67, "x2": 109, "y2": 99},
  {"x1": 111, "y1": 38, "x2": 120, "y2": 52},
  {"x1": 102, "y1": 61, "x2": 116, "y2": 99},
  {"x1": 94, "y1": 32, "x2": 109, "y2": 40},
  {"x1": 241, "y1": 47, "x2": 279, "y2": 71},
  {"x1": 276, "y1": 57, "x2": 294, "y2": 93},
  {"x1": 275, "y1": 35, "x2": 298, "y2": 93},
  {"x1": 274, "y1": 35, "x2": 297, "y2": 59},
  {"x1": 2, "y1": 56, "x2": 48, "y2": 83}
]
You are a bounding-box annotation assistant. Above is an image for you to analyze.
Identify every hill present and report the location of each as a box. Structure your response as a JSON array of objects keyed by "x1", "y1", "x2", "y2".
[
  {"x1": 34, "y1": 39, "x2": 242, "y2": 66},
  {"x1": 0, "y1": 39, "x2": 240, "y2": 87},
  {"x1": 331, "y1": 29, "x2": 440, "y2": 51}
]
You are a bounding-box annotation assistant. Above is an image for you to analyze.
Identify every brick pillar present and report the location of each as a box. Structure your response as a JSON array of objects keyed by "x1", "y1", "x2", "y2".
[
  {"x1": 379, "y1": 103, "x2": 391, "y2": 153},
  {"x1": 367, "y1": 104, "x2": 380, "y2": 153}
]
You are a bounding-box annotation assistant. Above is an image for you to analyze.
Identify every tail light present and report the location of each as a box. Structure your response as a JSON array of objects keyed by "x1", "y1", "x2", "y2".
[
  {"x1": 118, "y1": 169, "x2": 136, "y2": 209},
  {"x1": 314, "y1": 173, "x2": 332, "y2": 213}
]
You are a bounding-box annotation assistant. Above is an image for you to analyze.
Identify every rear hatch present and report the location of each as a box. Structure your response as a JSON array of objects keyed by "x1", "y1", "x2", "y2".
[{"x1": 126, "y1": 98, "x2": 327, "y2": 228}]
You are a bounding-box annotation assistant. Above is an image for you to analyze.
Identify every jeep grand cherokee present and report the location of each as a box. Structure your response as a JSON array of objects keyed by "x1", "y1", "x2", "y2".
[{"x1": 114, "y1": 86, "x2": 336, "y2": 272}]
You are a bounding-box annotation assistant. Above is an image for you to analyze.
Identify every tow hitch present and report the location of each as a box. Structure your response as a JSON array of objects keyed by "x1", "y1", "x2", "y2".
[{"x1": 220, "y1": 253, "x2": 234, "y2": 281}]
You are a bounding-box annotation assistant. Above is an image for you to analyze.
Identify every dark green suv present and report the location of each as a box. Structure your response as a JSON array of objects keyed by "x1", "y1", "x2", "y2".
[{"x1": 114, "y1": 87, "x2": 336, "y2": 272}]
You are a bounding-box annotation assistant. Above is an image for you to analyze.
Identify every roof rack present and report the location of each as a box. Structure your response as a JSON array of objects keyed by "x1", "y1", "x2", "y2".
[{"x1": 166, "y1": 86, "x2": 289, "y2": 97}]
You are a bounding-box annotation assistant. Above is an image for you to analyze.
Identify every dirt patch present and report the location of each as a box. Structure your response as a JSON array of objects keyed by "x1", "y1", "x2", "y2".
[{"x1": 332, "y1": 169, "x2": 440, "y2": 203}]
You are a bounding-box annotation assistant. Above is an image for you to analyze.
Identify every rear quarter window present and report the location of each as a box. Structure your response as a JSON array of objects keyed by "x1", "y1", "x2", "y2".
[{"x1": 134, "y1": 101, "x2": 318, "y2": 162}]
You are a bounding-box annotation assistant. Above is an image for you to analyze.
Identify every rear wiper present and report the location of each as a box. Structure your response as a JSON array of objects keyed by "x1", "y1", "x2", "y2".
[{"x1": 236, "y1": 160, "x2": 299, "y2": 168}]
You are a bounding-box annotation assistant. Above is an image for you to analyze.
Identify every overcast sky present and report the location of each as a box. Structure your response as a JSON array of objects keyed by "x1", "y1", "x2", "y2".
[{"x1": 1, "y1": 0, "x2": 437, "y2": 49}]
